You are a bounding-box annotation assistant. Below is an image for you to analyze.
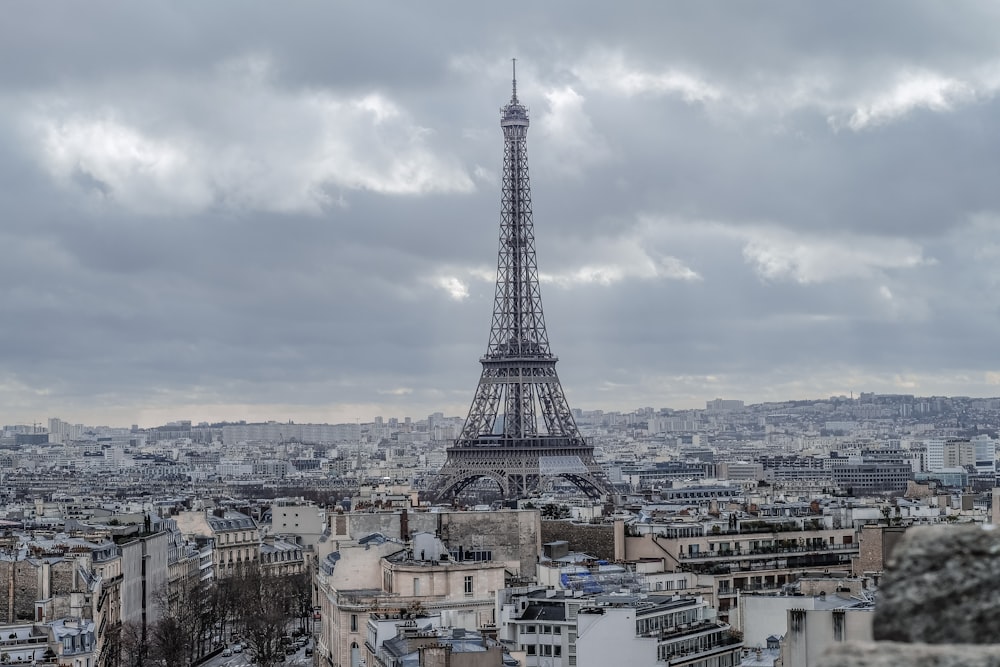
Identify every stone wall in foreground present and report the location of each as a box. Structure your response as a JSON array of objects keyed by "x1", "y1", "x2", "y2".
[{"x1": 817, "y1": 524, "x2": 1000, "y2": 667}]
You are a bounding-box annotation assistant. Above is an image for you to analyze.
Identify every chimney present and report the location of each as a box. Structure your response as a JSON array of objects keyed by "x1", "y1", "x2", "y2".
[{"x1": 400, "y1": 507, "x2": 409, "y2": 542}]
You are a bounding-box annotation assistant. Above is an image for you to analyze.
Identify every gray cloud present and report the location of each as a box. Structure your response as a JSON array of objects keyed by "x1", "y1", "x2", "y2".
[{"x1": 3, "y1": 2, "x2": 1000, "y2": 426}]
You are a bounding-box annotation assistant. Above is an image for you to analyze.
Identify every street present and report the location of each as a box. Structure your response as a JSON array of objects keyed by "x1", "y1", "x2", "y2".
[{"x1": 201, "y1": 642, "x2": 314, "y2": 667}]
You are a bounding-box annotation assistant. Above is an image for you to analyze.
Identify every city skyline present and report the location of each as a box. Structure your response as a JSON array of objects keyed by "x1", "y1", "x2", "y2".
[
  {"x1": 5, "y1": 3, "x2": 1000, "y2": 427},
  {"x1": 17, "y1": 390, "x2": 1000, "y2": 432}
]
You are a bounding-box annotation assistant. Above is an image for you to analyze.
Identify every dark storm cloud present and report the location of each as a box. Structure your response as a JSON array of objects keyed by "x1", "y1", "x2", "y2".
[{"x1": 3, "y1": 1, "x2": 1000, "y2": 426}]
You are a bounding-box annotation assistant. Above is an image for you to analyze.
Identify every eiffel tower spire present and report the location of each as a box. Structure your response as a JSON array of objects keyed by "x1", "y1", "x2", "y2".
[{"x1": 432, "y1": 68, "x2": 612, "y2": 502}]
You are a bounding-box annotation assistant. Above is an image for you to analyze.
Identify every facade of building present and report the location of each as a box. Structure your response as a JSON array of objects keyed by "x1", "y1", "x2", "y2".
[
  {"x1": 0, "y1": 530, "x2": 169, "y2": 667},
  {"x1": 372, "y1": 621, "x2": 513, "y2": 667},
  {"x1": 498, "y1": 588, "x2": 581, "y2": 667},
  {"x1": 325, "y1": 508, "x2": 541, "y2": 578},
  {"x1": 778, "y1": 607, "x2": 873, "y2": 667},
  {"x1": 943, "y1": 439, "x2": 975, "y2": 470},
  {"x1": 621, "y1": 525, "x2": 858, "y2": 620},
  {"x1": 174, "y1": 509, "x2": 260, "y2": 578},
  {"x1": 270, "y1": 498, "x2": 327, "y2": 549},
  {"x1": 120, "y1": 531, "x2": 168, "y2": 629},
  {"x1": 830, "y1": 462, "x2": 912, "y2": 494},
  {"x1": 575, "y1": 595, "x2": 742, "y2": 667},
  {"x1": 259, "y1": 536, "x2": 305, "y2": 576},
  {"x1": 316, "y1": 532, "x2": 509, "y2": 667},
  {"x1": 972, "y1": 435, "x2": 997, "y2": 473}
]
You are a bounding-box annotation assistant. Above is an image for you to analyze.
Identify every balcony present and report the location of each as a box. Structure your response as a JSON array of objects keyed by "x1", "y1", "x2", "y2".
[
  {"x1": 639, "y1": 619, "x2": 722, "y2": 641},
  {"x1": 0, "y1": 635, "x2": 48, "y2": 649},
  {"x1": 679, "y1": 542, "x2": 857, "y2": 563},
  {"x1": 695, "y1": 554, "x2": 855, "y2": 576},
  {"x1": 717, "y1": 582, "x2": 784, "y2": 597},
  {"x1": 662, "y1": 636, "x2": 743, "y2": 667}
]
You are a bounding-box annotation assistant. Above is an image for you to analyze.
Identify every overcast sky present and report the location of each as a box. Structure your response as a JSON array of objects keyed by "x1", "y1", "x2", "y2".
[{"x1": 4, "y1": 2, "x2": 1000, "y2": 427}]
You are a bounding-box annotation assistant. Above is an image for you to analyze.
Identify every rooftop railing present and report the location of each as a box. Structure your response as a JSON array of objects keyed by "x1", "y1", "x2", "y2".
[{"x1": 679, "y1": 542, "x2": 858, "y2": 561}]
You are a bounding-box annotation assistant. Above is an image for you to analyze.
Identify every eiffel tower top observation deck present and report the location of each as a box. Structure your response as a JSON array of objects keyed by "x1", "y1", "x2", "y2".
[{"x1": 431, "y1": 63, "x2": 612, "y2": 502}]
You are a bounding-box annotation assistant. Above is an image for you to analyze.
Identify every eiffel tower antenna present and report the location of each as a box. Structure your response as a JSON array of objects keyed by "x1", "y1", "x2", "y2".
[
  {"x1": 511, "y1": 58, "x2": 518, "y2": 103},
  {"x1": 431, "y1": 66, "x2": 612, "y2": 503}
]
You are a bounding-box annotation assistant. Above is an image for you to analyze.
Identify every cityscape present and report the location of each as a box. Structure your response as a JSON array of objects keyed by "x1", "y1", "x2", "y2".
[
  {"x1": 6, "y1": 4, "x2": 1000, "y2": 667},
  {"x1": 4, "y1": 390, "x2": 1000, "y2": 666},
  {"x1": 7, "y1": 73, "x2": 1000, "y2": 667}
]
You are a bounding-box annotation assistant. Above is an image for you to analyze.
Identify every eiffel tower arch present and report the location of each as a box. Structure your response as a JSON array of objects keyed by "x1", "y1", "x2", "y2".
[{"x1": 431, "y1": 63, "x2": 613, "y2": 503}]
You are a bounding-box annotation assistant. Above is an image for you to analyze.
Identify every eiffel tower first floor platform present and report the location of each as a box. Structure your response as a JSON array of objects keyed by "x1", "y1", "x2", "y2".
[{"x1": 430, "y1": 437, "x2": 613, "y2": 502}]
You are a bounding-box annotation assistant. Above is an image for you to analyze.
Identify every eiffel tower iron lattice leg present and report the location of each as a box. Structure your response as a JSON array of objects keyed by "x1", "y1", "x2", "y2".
[{"x1": 432, "y1": 63, "x2": 613, "y2": 503}]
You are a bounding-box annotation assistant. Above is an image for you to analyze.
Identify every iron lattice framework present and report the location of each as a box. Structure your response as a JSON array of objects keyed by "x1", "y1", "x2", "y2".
[{"x1": 432, "y1": 66, "x2": 613, "y2": 502}]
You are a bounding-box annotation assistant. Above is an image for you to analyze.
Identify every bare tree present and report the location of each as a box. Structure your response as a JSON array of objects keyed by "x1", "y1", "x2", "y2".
[
  {"x1": 109, "y1": 620, "x2": 145, "y2": 667},
  {"x1": 228, "y1": 562, "x2": 294, "y2": 667},
  {"x1": 288, "y1": 570, "x2": 313, "y2": 635},
  {"x1": 147, "y1": 615, "x2": 191, "y2": 667},
  {"x1": 145, "y1": 573, "x2": 222, "y2": 666}
]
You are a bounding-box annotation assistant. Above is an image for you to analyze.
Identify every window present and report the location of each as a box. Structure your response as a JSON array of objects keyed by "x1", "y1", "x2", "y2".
[
  {"x1": 464, "y1": 575, "x2": 474, "y2": 596},
  {"x1": 350, "y1": 614, "x2": 358, "y2": 632},
  {"x1": 526, "y1": 646, "x2": 536, "y2": 656}
]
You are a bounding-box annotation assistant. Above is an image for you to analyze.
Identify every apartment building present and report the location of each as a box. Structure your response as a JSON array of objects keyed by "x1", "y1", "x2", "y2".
[
  {"x1": 270, "y1": 498, "x2": 326, "y2": 549},
  {"x1": 259, "y1": 536, "x2": 305, "y2": 576},
  {"x1": 621, "y1": 521, "x2": 858, "y2": 620},
  {"x1": 317, "y1": 531, "x2": 509, "y2": 667},
  {"x1": 497, "y1": 588, "x2": 581, "y2": 667},
  {"x1": 829, "y1": 462, "x2": 912, "y2": 494},
  {"x1": 372, "y1": 621, "x2": 515, "y2": 667},
  {"x1": 0, "y1": 529, "x2": 168, "y2": 667},
  {"x1": 575, "y1": 594, "x2": 742, "y2": 667},
  {"x1": 174, "y1": 509, "x2": 260, "y2": 577}
]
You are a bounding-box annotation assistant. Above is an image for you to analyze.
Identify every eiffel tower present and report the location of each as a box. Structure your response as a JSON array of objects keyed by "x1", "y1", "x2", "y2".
[{"x1": 432, "y1": 63, "x2": 612, "y2": 502}]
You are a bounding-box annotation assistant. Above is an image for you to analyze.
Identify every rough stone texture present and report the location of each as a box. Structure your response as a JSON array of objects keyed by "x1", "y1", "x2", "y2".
[
  {"x1": 874, "y1": 524, "x2": 1000, "y2": 644},
  {"x1": 0, "y1": 559, "x2": 42, "y2": 622},
  {"x1": 816, "y1": 641, "x2": 1000, "y2": 667},
  {"x1": 856, "y1": 524, "x2": 905, "y2": 576},
  {"x1": 344, "y1": 509, "x2": 541, "y2": 576},
  {"x1": 50, "y1": 559, "x2": 76, "y2": 596},
  {"x1": 540, "y1": 520, "x2": 615, "y2": 561}
]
